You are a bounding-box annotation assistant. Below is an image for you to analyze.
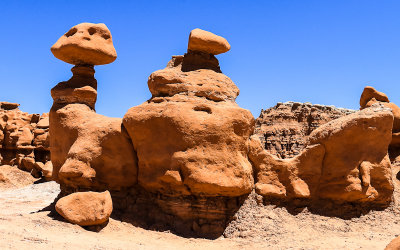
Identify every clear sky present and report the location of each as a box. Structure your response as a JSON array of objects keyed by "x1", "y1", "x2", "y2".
[{"x1": 1, "y1": 0, "x2": 400, "y2": 118}]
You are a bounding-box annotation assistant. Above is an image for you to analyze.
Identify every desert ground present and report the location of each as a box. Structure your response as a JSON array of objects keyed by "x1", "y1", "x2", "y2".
[{"x1": 1, "y1": 164, "x2": 400, "y2": 250}]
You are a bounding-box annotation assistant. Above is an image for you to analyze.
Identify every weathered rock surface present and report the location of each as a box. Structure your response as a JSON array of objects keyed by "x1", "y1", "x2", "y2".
[
  {"x1": 51, "y1": 23, "x2": 117, "y2": 65},
  {"x1": 254, "y1": 101, "x2": 354, "y2": 158},
  {"x1": 123, "y1": 30, "x2": 254, "y2": 198},
  {"x1": 385, "y1": 236, "x2": 400, "y2": 250},
  {"x1": 249, "y1": 105, "x2": 394, "y2": 204},
  {"x1": 359, "y1": 86, "x2": 400, "y2": 150},
  {"x1": 0, "y1": 102, "x2": 51, "y2": 178},
  {"x1": 188, "y1": 28, "x2": 230, "y2": 55},
  {"x1": 360, "y1": 86, "x2": 390, "y2": 109},
  {"x1": 50, "y1": 66, "x2": 137, "y2": 190},
  {"x1": 55, "y1": 190, "x2": 113, "y2": 226}
]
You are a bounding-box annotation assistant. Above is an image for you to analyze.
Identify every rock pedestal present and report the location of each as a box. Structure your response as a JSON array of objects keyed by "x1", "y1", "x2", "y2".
[
  {"x1": 123, "y1": 29, "x2": 254, "y2": 198},
  {"x1": 55, "y1": 191, "x2": 113, "y2": 226},
  {"x1": 50, "y1": 23, "x2": 137, "y2": 191},
  {"x1": 50, "y1": 65, "x2": 137, "y2": 190}
]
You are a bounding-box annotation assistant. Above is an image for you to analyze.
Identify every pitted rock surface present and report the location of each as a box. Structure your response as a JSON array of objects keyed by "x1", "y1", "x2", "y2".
[{"x1": 51, "y1": 23, "x2": 117, "y2": 65}]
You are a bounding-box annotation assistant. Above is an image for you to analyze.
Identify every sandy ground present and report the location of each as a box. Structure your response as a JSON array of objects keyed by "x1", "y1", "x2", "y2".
[{"x1": 0, "y1": 165, "x2": 400, "y2": 249}]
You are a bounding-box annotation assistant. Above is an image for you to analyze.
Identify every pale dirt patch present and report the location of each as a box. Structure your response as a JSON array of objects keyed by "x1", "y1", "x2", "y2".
[
  {"x1": 0, "y1": 165, "x2": 38, "y2": 190},
  {"x1": 0, "y1": 166, "x2": 400, "y2": 249}
]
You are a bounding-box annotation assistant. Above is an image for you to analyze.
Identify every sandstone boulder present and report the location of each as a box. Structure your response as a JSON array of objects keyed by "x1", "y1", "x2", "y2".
[
  {"x1": 0, "y1": 102, "x2": 19, "y2": 110},
  {"x1": 36, "y1": 117, "x2": 49, "y2": 128},
  {"x1": 55, "y1": 191, "x2": 113, "y2": 226},
  {"x1": 188, "y1": 28, "x2": 230, "y2": 55},
  {"x1": 360, "y1": 86, "x2": 389, "y2": 108},
  {"x1": 51, "y1": 23, "x2": 117, "y2": 65}
]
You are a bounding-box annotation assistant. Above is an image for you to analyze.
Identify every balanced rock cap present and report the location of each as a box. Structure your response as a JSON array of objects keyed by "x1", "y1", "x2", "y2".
[
  {"x1": 51, "y1": 23, "x2": 117, "y2": 65},
  {"x1": 360, "y1": 86, "x2": 389, "y2": 108},
  {"x1": 188, "y1": 28, "x2": 230, "y2": 55}
]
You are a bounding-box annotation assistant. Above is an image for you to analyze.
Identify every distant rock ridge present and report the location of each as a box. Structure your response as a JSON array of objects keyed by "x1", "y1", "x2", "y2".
[{"x1": 254, "y1": 101, "x2": 355, "y2": 158}]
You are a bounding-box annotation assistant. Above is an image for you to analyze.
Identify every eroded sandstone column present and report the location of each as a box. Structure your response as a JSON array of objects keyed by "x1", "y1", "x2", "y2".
[
  {"x1": 123, "y1": 28, "x2": 254, "y2": 197},
  {"x1": 50, "y1": 23, "x2": 137, "y2": 191}
]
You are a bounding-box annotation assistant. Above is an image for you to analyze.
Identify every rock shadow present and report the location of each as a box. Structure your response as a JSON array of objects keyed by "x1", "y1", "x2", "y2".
[
  {"x1": 109, "y1": 186, "x2": 249, "y2": 239},
  {"x1": 261, "y1": 197, "x2": 391, "y2": 219}
]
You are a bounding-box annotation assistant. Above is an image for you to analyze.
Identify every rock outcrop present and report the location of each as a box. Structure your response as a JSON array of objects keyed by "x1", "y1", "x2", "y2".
[
  {"x1": 0, "y1": 102, "x2": 51, "y2": 178},
  {"x1": 55, "y1": 191, "x2": 113, "y2": 226},
  {"x1": 49, "y1": 24, "x2": 398, "y2": 238},
  {"x1": 116, "y1": 29, "x2": 253, "y2": 237},
  {"x1": 249, "y1": 105, "x2": 394, "y2": 204},
  {"x1": 50, "y1": 24, "x2": 137, "y2": 191},
  {"x1": 359, "y1": 86, "x2": 400, "y2": 148},
  {"x1": 123, "y1": 29, "x2": 253, "y2": 198},
  {"x1": 254, "y1": 101, "x2": 354, "y2": 158}
]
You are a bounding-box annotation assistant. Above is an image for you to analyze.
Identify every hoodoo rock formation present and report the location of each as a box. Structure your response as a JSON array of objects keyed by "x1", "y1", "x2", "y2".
[
  {"x1": 49, "y1": 23, "x2": 399, "y2": 239},
  {"x1": 50, "y1": 23, "x2": 137, "y2": 191},
  {"x1": 254, "y1": 101, "x2": 354, "y2": 158},
  {"x1": 123, "y1": 30, "x2": 253, "y2": 197},
  {"x1": 0, "y1": 102, "x2": 51, "y2": 178},
  {"x1": 249, "y1": 105, "x2": 394, "y2": 204},
  {"x1": 119, "y1": 28, "x2": 254, "y2": 237}
]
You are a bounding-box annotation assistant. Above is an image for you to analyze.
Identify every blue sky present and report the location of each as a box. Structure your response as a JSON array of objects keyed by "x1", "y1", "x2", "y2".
[{"x1": 1, "y1": 0, "x2": 400, "y2": 118}]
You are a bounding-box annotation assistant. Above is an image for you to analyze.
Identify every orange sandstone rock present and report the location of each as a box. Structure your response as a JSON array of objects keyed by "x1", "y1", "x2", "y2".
[
  {"x1": 51, "y1": 23, "x2": 117, "y2": 65},
  {"x1": 386, "y1": 236, "x2": 400, "y2": 250},
  {"x1": 359, "y1": 86, "x2": 400, "y2": 147},
  {"x1": 55, "y1": 191, "x2": 113, "y2": 226},
  {"x1": 50, "y1": 66, "x2": 137, "y2": 190},
  {"x1": 360, "y1": 86, "x2": 389, "y2": 109},
  {"x1": 250, "y1": 105, "x2": 394, "y2": 204},
  {"x1": 123, "y1": 31, "x2": 253, "y2": 197},
  {"x1": 188, "y1": 28, "x2": 230, "y2": 55}
]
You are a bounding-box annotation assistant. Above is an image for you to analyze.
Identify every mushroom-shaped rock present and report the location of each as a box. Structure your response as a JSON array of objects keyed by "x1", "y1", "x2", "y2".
[
  {"x1": 56, "y1": 191, "x2": 113, "y2": 226},
  {"x1": 188, "y1": 28, "x2": 230, "y2": 55},
  {"x1": 51, "y1": 23, "x2": 117, "y2": 65}
]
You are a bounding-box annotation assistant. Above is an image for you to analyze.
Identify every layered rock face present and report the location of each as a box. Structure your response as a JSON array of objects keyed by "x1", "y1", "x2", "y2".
[
  {"x1": 254, "y1": 101, "x2": 354, "y2": 158},
  {"x1": 0, "y1": 102, "x2": 51, "y2": 178},
  {"x1": 50, "y1": 23, "x2": 137, "y2": 190},
  {"x1": 249, "y1": 105, "x2": 394, "y2": 204}
]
